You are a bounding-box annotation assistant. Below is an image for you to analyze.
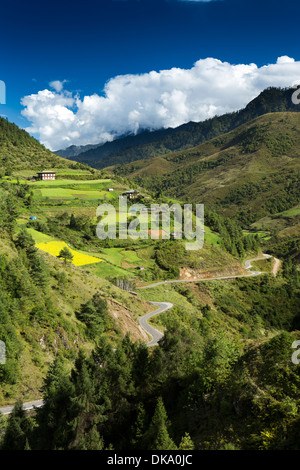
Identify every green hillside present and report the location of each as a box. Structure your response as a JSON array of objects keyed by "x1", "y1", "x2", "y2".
[
  {"x1": 2, "y1": 266, "x2": 299, "y2": 450},
  {"x1": 251, "y1": 204, "x2": 300, "y2": 263},
  {"x1": 111, "y1": 112, "x2": 300, "y2": 224},
  {"x1": 0, "y1": 114, "x2": 300, "y2": 451},
  {"x1": 0, "y1": 197, "x2": 152, "y2": 405},
  {"x1": 0, "y1": 133, "x2": 249, "y2": 406},
  {"x1": 0, "y1": 117, "x2": 80, "y2": 173},
  {"x1": 62, "y1": 87, "x2": 300, "y2": 169}
]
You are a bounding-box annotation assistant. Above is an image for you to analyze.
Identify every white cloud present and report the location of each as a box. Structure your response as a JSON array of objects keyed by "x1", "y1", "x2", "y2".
[
  {"x1": 21, "y1": 56, "x2": 300, "y2": 150},
  {"x1": 49, "y1": 80, "x2": 67, "y2": 93},
  {"x1": 276, "y1": 56, "x2": 295, "y2": 64}
]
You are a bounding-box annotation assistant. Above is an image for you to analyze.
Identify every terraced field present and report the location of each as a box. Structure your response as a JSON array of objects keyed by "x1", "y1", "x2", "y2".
[{"x1": 12, "y1": 172, "x2": 246, "y2": 284}]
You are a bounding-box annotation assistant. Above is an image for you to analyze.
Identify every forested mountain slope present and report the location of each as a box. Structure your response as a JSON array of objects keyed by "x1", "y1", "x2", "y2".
[
  {"x1": 0, "y1": 117, "x2": 79, "y2": 173},
  {"x1": 111, "y1": 112, "x2": 300, "y2": 224},
  {"x1": 0, "y1": 112, "x2": 299, "y2": 451},
  {"x1": 0, "y1": 185, "x2": 151, "y2": 405},
  {"x1": 58, "y1": 87, "x2": 300, "y2": 169}
]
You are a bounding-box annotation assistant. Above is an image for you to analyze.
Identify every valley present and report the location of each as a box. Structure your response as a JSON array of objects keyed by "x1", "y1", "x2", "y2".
[
  {"x1": 2, "y1": 0, "x2": 300, "y2": 454},
  {"x1": 0, "y1": 90, "x2": 299, "y2": 451}
]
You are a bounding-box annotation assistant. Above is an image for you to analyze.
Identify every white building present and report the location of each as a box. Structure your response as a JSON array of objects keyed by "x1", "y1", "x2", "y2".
[{"x1": 37, "y1": 171, "x2": 56, "y2": 181}]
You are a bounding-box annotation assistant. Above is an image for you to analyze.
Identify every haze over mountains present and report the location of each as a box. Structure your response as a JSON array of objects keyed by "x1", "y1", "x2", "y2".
[{"x1": 55, "y1": 87, "x2": 300, "y2": 169}]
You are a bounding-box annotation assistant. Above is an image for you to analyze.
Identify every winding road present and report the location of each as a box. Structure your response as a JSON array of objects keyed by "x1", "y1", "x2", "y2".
[
  {"x1": 0, "y1": 253, "x2": 276, "y2": 415},
  {"x1": 139, "y1": 253, "x2": 273, "y2": 290},
  {"x1": 139, "y1": 302, "x2": 173, "y2": 347},
  {"x1": 137, "y1": 253, "x2": 274, "y2": 345}
]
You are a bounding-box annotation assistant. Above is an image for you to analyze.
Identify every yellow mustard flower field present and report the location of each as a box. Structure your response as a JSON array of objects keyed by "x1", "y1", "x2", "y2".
[{"x1": 36, "y1": 241, "x2": 103, "y2": 267}]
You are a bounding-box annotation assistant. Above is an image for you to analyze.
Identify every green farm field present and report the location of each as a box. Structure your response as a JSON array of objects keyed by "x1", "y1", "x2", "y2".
[
  {"x1": 34, "y1": 187, "x2": 117, "y2": 200},
  {"x1": 30, "y1": 178, "x2": 112, "y2": 187},
  {"x1": 12, "y1": 174, "x2": 257, "y2": 287}
]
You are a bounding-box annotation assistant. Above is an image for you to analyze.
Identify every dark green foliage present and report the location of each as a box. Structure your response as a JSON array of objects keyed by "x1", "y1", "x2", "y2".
[
  {"x1": 58, "y1": 247, "x2": 74, "y2": 264},
  {"x1": 146, "y1": 398, "x2": 177, "y2": 450},
  {"x1": 205, "y1": 209, "x2": 260, "y2": 257},
  {"x1": 33, "y1": 354, "x2": 76, "y2": 450},
  {"x1": 15, "y1": 228, "x2": 49, "y2": 290},
  {"x1": 268, "y1": 238, "x2": 299, "y2": 263},
  {"x1": 28, "y1": 212, "x2": 96, "y2": 252},
  {"x1": 0, "y1": 116, "x2": 71, "y2": 171},
  {"x1": 231, "y1": 124, "x2": 294, "y2": 156},
  {"x1": 0, "y1": 182, "x2": 37, "y2": 236},
  {"x1": 0, "y1": 233, "x2": 80, "y2": 388},
  {"x1": 0, "y1": 400, "x2": 34, "y2": 450},
  {"x1": 76, "y1": 294, "x2": 113, "y2": 339},
  {"x1": 69, "y1": 213, "x2": 77, "y2": 229},
  {"x1": 154, "y1": 241, "x2": 186, "y2": 277},
  {"x1": 263, "y1": 174, "x2": 300, "y2": 214},
  {"x1": 6, "y1": 316, "x2": 300, "y2": 450},
  {"x1": 0, "y1": 193, "x2": 19, "y2": 235},
  {"x1": 212, "y1": 273, "x2": 300, "y2": 331}
]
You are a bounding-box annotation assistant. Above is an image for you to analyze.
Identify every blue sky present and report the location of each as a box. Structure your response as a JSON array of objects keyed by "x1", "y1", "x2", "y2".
[{"x1": 1, "y1": 0, "x2": 300, "y2": 149}]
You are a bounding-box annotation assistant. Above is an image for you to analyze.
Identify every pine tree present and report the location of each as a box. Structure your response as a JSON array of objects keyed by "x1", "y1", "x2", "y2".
[
  {"x1": 35, "y1": 354, "x2": 74, "y2": 450},
  {"x1": 153, "y1": 422, "x2": 177, "y2": 451},
  {"x1": 147, "y1": 397, "x2": 177, "y2": 450},
  {"x1": 30, "y1": 254, "x2": 49, "y2": 290},
  {"x1": 76, "y1": 293, "x2": 110, "y2": 338},
  {"x1": 69, "y1": 213, "x2": 77, "y2": 229},
  {"x1": 1, "y1": 400, "x2": 33, "y2": 450},
  {"x1": 75, "y1": 425, "x2": 104, "y2": 450},
  {"x1": 68, "y1": 351, "x2": 103, "y2": 450},
  {"x1": 58, "y1": 246, "x2": 74, "y2": 264},
  {"x1": 131, "y1": 402, "x2": 147, "y2": 449},
  {"x1": 179, "y1": 432, "x2": 194, "y2": 450},
  {"x1": 14, "y1": 228, "x2": 37, "y2": 257}
]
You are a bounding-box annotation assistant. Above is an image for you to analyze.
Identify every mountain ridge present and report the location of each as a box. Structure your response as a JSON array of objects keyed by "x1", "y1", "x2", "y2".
[
  {"x1": 55, "y1": 87, "x2": 300, "y2": 169},
  {"x1": 110, "y1": 111, "x2": 300, "y2": 224}
]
